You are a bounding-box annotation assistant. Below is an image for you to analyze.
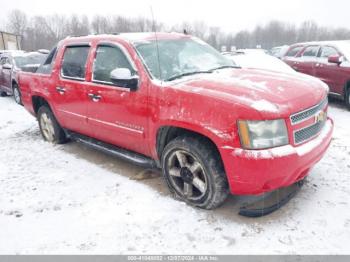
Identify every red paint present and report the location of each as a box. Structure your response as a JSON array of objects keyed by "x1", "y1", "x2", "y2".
[
  {"x1": 18, "y1": 33, "x2": 333, "y2": 195},
  {"x1": 283, "y1": 43, "x2": 350, "y2": 97}
]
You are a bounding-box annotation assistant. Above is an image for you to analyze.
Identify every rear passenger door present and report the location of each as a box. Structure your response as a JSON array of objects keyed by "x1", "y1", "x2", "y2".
[
  {"x1": 297, "y1": 46, "x2": 320, "y2": 76},
  {"x1": 283, "y1": 45, "x2": 303, "y2": 68},
  {"x1": 55, "y1": 45, "x2": 93, "y2": 136},
  {"x1": 315, "y1": 45, "x2": 345, "y2": 94}
]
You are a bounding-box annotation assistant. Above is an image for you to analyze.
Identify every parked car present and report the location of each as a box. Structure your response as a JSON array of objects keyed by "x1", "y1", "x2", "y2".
[
  {"x1": 0, "y1": 50, "x2": 48, "y2": 104},
  {"x1": 236, "y1": 48, "x2": 268, "y2": 55},
  {"x1": 18, "y1": 33, "x2": 333, "y2": 209},
  {"x1": 283, "y1": 41, "x2": 350, "y2": 109},
  {"x1": 223, "y1": 51, "x2": 295, "y2": 74},
  {"x1": 269, "y1": 45, "x2": 289, "y2": 59}
]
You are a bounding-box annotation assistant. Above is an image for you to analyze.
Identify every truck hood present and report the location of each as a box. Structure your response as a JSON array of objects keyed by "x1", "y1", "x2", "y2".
[{"x1": 169, "y1": 68, "x2": 328, "y2": 117}]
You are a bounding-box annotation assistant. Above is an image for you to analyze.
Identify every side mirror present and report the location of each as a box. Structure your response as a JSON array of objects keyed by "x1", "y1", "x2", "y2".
[
  {"x1": 2, "y1": 63, "x2": 12, "y2": 70},
  {"x1": 328, "y1": 55, "x2": 344, "y2": 65},
  {"x1": 110, "y1": 68, "x2": 138, "y2": 91}
]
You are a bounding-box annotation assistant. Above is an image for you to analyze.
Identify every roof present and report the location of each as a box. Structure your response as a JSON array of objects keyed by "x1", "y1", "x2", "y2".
[
  {"x1": 290, "y1": 40, "x2": 350, "y2": 59},
  {"x1": 296, "y1": 40, "x2": 350, "y2": 46},
  {"x1": 62, "y1": 32, "x2": 190, "y2": 45},
  {"x1": 0, "y1": 31, "x2": 22, "y2": 37},
  {"x1": 0, "y1": 50, "x2": 25, "y2": 57}
]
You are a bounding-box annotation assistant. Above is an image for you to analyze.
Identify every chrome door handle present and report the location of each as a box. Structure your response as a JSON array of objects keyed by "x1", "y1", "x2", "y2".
[
  {"x1": 88, "y1": 93, "x2": 102, "y2": 102},
  {"x1": 56, "y1": 86, "x2": 66, "y2": 94}
]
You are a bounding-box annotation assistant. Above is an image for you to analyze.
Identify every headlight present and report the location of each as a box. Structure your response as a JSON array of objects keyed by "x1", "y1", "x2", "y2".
[{"x1": 238, "y1": 119, "x2": 289, "y2": 149}]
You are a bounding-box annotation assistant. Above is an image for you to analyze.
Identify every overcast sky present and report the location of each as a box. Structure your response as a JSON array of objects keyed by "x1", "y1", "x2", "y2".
[{"x1": 0, "y1": 0, "x2": 349, "y2": 32}]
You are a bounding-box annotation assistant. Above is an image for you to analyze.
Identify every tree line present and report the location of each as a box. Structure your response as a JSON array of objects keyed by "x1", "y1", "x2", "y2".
[{"x1": 2, "y1": 9, "x2": 350, "y2": 51}]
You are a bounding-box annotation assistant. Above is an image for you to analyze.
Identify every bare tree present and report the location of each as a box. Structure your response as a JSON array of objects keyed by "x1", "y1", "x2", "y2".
[
  {"x1": 91, "y1": 15, "x2": 110, "y2": 34},
  {"x1": 5, "y1": 8, "x2": 350, "y2": 51},
  {"x1": 6, "y1": 9, "x2": 27, "y2": 36}
]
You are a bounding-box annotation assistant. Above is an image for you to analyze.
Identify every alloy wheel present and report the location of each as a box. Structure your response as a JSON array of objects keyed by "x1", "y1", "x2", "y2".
[
  {"x1": 40, "y1": 113, "x2": 55, "y2": 142},
  {"x1": 166, "y1": 150, "x2": 208, "y2": 200},
  {"x1": 13, "y1": 87, "x2": 21, "y2": 104}
]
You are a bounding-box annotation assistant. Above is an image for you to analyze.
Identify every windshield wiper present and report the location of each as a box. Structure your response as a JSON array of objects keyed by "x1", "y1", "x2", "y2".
[
  {"x1": 166, "y1": 70, "x2": 212, "y2": 81},
  {"x1": 209, "y1": 65, "x2": 240, "y2": 72}
]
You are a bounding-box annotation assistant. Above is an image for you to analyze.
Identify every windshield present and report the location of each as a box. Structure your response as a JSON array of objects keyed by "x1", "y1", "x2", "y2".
[
  {"x1": 134, "y1": 38, "x2": 236, "y2": 81},
  {"x1": 14, "y1": 53, "x2": 47, "y2": 68}
]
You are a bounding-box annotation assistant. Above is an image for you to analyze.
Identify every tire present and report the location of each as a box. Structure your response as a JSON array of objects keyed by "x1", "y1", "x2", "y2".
[
  {"x1": 161, "y1": 136, "x2": 229, "y2": 209},
  {"x1": 12, "y1": 83, "x2": 22, "y2": 105},
  {"x1": 37, "y1": 106, "x2": 67, "y2": 144},
  {"x1": 345, "y1": 86, "x2": 350, "y2": 110},
  {"x1": 0, "y1": 91, "x2": 7, "y2": 97}
]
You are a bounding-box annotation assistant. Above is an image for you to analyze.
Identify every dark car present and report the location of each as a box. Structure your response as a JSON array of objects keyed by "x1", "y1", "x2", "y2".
[
  {"x1": 283, "y1": 41, "x2": 350, "y2": 109},
  {"x1": 0, "y1": 50, "x2": 48, "y2": 104}
]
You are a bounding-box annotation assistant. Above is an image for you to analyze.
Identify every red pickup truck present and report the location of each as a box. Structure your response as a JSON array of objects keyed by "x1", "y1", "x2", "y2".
[{"x1": 18, "y1": 33, "x2": 333, "y2": 209}]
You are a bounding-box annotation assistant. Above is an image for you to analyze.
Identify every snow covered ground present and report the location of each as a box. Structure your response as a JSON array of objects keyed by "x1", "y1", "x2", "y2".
[{"x1": 0, "y1": 96, "x2": 349, "y2": 254}]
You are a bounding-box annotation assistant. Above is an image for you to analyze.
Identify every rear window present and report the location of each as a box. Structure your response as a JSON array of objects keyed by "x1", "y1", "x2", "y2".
[
  {"x1": 302, "y1": 46, "x2": 320, "y2": 57},
  {"x1": 61, "y1": 46, "x2": 90, "y2": 80},
  {"x1": 285, "y1": 46, "x2": 303, "y2": 57},
  {"x1": 37, "y1": 47, "x2": 57, "y2": 74},
  {"x1": 0, "y1": 57, "x2": 7, "y2": 65}
]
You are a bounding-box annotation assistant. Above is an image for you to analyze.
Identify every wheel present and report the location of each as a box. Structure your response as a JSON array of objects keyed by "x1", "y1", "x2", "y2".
[
  {"x1": 12, "y1": 83, "x2": 22, "y2": 105},
  {"x1": 0, "y1": 91, "x2": 7, "y2": 97},
  {"x1": 345, "y1": 86, "x2": 350, "y2": 110},
  {"x1": 161, "y1": 136, "x2": 229, "y2": 209},
  {"x1": 37, "y1": 106, "x2": 67, "y2": 144}
]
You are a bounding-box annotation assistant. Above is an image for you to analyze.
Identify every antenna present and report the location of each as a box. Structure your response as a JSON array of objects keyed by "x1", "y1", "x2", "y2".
[{"x1": 150, "y1": 6, "x2": 162, "y2": 82}]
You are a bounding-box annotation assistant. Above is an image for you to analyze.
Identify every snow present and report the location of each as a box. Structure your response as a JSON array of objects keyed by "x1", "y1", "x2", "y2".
[
  {"x1": 1, "y1": 97, "x2": 350, "y2": 254},
  {"x1": 251, "y1": 99, "x2": 279, "y2": 113},
  {"x1": 225, "y1": 53, "x2": 296, "y2": 74}
]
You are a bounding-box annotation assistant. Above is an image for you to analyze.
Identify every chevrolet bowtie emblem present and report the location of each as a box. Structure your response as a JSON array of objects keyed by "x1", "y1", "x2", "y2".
[{"x1": 315, "y1": 111, "x2": 326, "y2": 123}]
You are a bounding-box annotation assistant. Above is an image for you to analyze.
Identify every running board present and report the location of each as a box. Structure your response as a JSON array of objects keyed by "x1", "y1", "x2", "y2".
[
  {"x1": 67, "y1": 131, "x2": 157, "y2": 168},
  {"x1": 239, "y1": 180, "x2": 304, "y2": 217}
]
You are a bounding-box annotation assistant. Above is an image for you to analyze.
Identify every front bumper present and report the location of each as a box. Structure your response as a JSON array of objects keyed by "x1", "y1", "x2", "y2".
[{"x1": 221, "y1": 118, "x2": 333, "y2": 195}]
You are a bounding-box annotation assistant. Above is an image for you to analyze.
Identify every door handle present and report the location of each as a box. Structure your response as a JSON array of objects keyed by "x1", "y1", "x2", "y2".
[
  {"x1": 88, "y1": 93, "x2": 102, "y2": 102},
  {"x1": 56, "y1": 86, "x2": 66, "y2": 94}
]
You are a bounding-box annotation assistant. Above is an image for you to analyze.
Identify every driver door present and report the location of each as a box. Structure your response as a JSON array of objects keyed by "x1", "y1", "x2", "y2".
[
  {"x1": 315, "y1": 45, "x2": 345, "y2": 95},
  {"x1": 86, "y1": 43, "x2": 150, "y2": 156}
]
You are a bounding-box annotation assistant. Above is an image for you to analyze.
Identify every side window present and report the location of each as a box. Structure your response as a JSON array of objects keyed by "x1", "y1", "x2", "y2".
[
  {"x1": 61, "y1": 46, "x2": 90, "y2": 80},
  {"x1": 36, "y1": 47, "x2": 57, "y2": 74},
  {"x1": 285, "y1": 46, "x2": 302, "y2": 57},
  {"x1": 302, "y1": 46, "x2": 319, "y2": 57},
  {"x1": 1, "y1": 57, "x2": 9, "y2": 65},
  {"x1": 320, "y1": 46, "x2": 339, "y2": 58},
  {"x1": 0, "y1": 57, "x2": 6, "y2": 65},
  {"x1": 93, "y1": 45, "x2": 134, "y2": 84}
]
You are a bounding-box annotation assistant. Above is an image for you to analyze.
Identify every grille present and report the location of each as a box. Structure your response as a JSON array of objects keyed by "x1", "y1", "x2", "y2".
[
  {"x1": 294, "y1": 119, "x2": 326, "y2": 144},
  {"x1": 290, "y1": 98, "x2": 328, "y2": 125}
]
